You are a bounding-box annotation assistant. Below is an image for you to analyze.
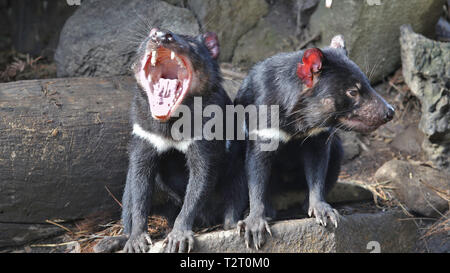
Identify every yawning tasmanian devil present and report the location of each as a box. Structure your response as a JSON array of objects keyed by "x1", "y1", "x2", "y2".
[
  {"x1": 95, "y1": 29, "x2": 247, "y2": 253},
  {"x1": 234, "y1": 35, "x2": 395, "y2": 249}
]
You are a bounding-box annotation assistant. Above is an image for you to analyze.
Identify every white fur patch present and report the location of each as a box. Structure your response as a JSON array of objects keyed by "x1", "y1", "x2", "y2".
[
  {"x1": 330, "y1": 35, "x2": 345, "y2": 49},
  {"x1": 249, "y1": 128, "x2": 292, "y2": 143},
  {"x1": 302, "y1": 127, "x2": 329, "y2": 138},
  {"x1": 250, "y1": 127, "x2": 329, "y2": 143},
  {"x1": 132, "y1": 123, "x2": 193, "y2": 154}
]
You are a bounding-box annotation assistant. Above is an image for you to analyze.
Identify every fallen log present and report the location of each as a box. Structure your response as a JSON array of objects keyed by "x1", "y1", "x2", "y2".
[{"x1": 0, "y1": 77, "x2": 135, "y2": 228}]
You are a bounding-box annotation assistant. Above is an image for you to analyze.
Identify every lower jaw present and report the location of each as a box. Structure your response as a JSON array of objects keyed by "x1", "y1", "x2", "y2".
[{"x1": 339, "y1": 119, "x2": 380, "y2": 133}]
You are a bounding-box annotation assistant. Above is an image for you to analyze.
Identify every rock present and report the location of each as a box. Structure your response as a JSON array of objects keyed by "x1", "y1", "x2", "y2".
[
  {"x1": 162, "y1": 0, "x2": 186, "y2": 7},
  {"x1": 0, "y1": 0, "x2": 11, "y2": 51},
  {"x1": 400, "y1": 25, "x2": 450, "y2": 171},
  {"x1": 187, "y1": 0, "x2": 269, "y2": 62},
  {"x1": 8, "y1": 1, "x2": 77, "y2": 58},
  {"x1": 232, "y1": 1, "x2": 299, "y2": 69},
  {"x1": 417, "y1": 232, "x2": 450, "y2": 253},
  {"x1": 414, "y1": 210, "x2": 450, "y2": 253},
  {"x1": 339, "y1": 131, "x2": 361, "y2": 162},
  {"x1": 375, "y1": 160, "x2": 449, "y2": 218},
  {"x1": 222, "y1": 76, "x2": 242, "y2": 101},
  {"x1": 0, "y1": 223, "x2": 63, "y2": 248},
  {"x1": 148, "y1": 211, "x2": 417, "y2": 253},
  {"x1": 271, "y1": 180, "x2": 373, "y2": 211},
  {"x1": 294, "y1": 0, "x2": 320, "y2": 30},
  {"x1": 310, "y1": 0, "x2": 445, "y2": 83},
  {"x1": 326, "y1": 180, "x2": 373, "y2": 204},
  {"x1": 55, "y1": 0, "x2": 199, "y2": 77},
  {"x1": 436, "y1": 17, "x2": 450, "y2": 40},
  {"x1": 391, "y1": 125, "x2": 424, "y2": 154}
]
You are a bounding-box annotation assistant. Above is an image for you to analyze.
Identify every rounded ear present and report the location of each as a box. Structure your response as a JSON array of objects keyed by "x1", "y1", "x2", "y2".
[
  {"x1": 330, "y1": 35, "x2": 348, "y2": 55},
  {"x1": 202, "y1": 32, "x2": 220, "y2": 60},
  {"x1": 297, "y1": 48, "x2": 324, "y2": 88}
]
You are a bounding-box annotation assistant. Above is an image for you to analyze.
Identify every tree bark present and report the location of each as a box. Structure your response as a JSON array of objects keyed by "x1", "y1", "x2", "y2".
[{"x1": 0, "y1": 77, "x2": 135, "y2": 228}]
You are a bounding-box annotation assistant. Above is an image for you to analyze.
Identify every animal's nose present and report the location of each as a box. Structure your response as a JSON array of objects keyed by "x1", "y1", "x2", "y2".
[
  {"x1": 150, "y1": 29, "x2": 174, "y2": 44},
  {"x1": 384, "y1": 104, "x2": 395, "y2": 122}
]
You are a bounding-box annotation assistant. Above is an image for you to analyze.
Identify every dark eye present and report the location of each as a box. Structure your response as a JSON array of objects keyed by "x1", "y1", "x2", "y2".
[{"x1": 346, "y1": 89, "x2": 358, "y2": 98}]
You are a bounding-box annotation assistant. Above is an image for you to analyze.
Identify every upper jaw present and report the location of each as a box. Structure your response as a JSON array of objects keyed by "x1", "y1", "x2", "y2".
[{"x1": 136, "y1": 45, "x2": 193, "y2": 122}]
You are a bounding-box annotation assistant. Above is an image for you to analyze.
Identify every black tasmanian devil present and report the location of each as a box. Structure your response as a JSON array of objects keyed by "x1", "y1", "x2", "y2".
[
  {"x1": 234, "y1": 35, "x2": 395, "y2": 249},
  {"x1": 95, "y1": 29, "x2": 247, "y2": 253}
]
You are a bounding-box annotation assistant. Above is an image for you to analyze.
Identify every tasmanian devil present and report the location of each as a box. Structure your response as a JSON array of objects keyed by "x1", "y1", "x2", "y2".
[
  {"x1": 234, "y1": 35, "x2": 395, "y2": 249},
  {"x1": 95, "y1": 28, "x2": 247, "y2": 253}
]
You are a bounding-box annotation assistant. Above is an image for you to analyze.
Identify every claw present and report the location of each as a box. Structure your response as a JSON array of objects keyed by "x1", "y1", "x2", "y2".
[
  {"x1": 237, "y1": 221, "x2": 244, "y2": 236},
  {"x1": 265, "y1": 223, "x2": 272, "y2": 237},
  {"x1": 145, "y1": 234, "x2": 153, "y2": 245}
]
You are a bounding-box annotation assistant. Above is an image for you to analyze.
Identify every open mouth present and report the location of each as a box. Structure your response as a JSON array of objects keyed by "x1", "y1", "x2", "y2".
[
  {"x1": 138, "y1": 47, "x2": 192, "y2": 121},
  {"x1": 338, "y1": 117, "x2": 380, "y2": 133}
]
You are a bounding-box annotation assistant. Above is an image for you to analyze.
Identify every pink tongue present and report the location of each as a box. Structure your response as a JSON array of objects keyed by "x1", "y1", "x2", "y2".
[{"x1": 148, "y1": 78, "x2": 179, "y2": 119}]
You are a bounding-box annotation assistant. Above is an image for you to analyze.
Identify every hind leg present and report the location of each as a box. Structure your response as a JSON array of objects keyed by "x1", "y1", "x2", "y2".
[
  {"x1": 324, "y1": 134, "x2": 343, "y2": 194},
  {"x1": 223, "y1": 168, "x2": 249, "y2": 230},
  {"x1": 301, "y1": 131, "x2": 343, "y2": 227}
]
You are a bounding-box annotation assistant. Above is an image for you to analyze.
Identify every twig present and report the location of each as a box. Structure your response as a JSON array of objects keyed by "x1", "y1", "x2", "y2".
[
  {"x1": 45, "y1": 219, "x2": 72, "y2": 233},
  {"x1": 104, "y1": 185, "x2": 122, "y2": 207}
]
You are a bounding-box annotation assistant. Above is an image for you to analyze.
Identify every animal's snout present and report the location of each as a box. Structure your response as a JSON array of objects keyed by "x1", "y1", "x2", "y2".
[
  {"x1": 383, "y1": 104, "x2": 395, "y2": 122},
  {"x1": 150, "y1": 28, "x2": 174, "y2": 44}
]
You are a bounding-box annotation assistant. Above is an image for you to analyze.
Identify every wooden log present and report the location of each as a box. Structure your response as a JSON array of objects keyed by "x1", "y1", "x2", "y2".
[{"x1": 0, "y1": 77, "x2": 135, "y2": 228}]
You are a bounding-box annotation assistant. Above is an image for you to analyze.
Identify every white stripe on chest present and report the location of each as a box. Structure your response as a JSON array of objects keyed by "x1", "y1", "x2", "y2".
[
  {"x1": 249, "y1": 128, "x2": 292, "y2": 143},
  {"x1": 249, "y1": 127, "x2": 329, "y2": 143},
  {"x1": 132, "y1": 123, "x2": 193, "y2": 154}
]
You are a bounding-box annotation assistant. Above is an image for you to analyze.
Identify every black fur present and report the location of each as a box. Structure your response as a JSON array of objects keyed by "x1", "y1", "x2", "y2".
[
  {"x1": 234, "y1": 39, "x2": 394, "y2": 249},
  {"x1": 95, "y1": 30, "x2": 247, "y2": 253}
]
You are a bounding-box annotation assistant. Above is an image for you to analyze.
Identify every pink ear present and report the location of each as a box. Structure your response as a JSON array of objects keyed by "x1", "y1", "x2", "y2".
[
  {"x1": 203, "y1": 32, "x2": 220, "y2": 59},
  {"x1": 296, "y1": 48, "x2": 324, "y2": 88}
]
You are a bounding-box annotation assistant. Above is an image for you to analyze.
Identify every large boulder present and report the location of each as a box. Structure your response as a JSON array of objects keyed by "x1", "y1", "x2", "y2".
[
  {"x1": 8, "y1": 1, "x2": 77, "y2": 58},
  {"x1": 310, "y1": 0, "x2": 445, "y2": 83},
  {"x1": 147, "y1": 211, "x2": 418, "y2": 253},
  {"x1": 232, "y1": 0, "x2": 299, "y2": 69},
  {"x1": 187, "y1": 0, "x2": 269, "y2": 62},
  {"x1": 55, "y1": 0, "x2": 199, "y2": 77},
  {"x1": 375, "y1": 160, "x2": 449, "y2": 218},
  {"x1": 400, "y1": 25, "x2": 450, "y2": 171},
  {"x1": 232, "y1": 0, "x2": 321, "y2": 69}
]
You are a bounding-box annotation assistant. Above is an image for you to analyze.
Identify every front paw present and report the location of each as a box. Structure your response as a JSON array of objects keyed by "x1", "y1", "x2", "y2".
[
  {"x1": 308, "y1": 201, "x2": 340, "y2": 228},
  {"x1": 237, "y1": 216, "x2": 272, "y2": 250},
  {"x1": 163, "y1": 229, "x2": 195, "y2": 253},
  {"x1": 123, "y1": 233, "x2": 152, "y2": 253}
]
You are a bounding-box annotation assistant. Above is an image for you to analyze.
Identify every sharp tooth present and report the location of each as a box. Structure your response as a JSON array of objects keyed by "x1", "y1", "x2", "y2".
[
  {"x1": 151, "y1": 50, "x2": 157, "y2": 66},
  {"x1": 175, "y1": 56, "x2": 183, "y2": 67},
  {"x1": 171, "y1": 51, "x2": 175, "y2": 60}
]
